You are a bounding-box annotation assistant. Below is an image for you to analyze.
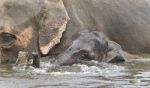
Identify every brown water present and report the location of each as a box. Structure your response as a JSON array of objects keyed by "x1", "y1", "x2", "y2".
[{"x1": 0, "y1": 58, "x2": 150, "y2": 88}]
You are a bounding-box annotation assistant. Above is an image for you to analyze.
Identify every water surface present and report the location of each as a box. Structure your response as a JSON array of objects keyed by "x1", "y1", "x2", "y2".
[{"x1": 0, "y1": 58, "x2": 150, "y2": 88}]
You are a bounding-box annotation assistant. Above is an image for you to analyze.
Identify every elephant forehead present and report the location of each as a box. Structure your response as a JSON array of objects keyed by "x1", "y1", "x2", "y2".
[
  {"x1": 78, "y1": 34, "x2": 107, "y2": 47},
  {"x1": 71, "y1": 37, "x2": 105, "y2": 52}
]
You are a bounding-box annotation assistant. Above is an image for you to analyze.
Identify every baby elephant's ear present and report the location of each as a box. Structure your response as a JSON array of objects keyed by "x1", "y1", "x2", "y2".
[{"x1": 38, "y1": 0, "x2": 70, "y2": 55}]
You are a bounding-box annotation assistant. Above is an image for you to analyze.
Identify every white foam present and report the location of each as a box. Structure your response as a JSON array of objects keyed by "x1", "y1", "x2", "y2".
[
  {"x1": 13, "y1": 61, "x2": 128, "y2": 77},
  {"x1": 50, "y1": 72, "x2": 77, "y2": 76}
]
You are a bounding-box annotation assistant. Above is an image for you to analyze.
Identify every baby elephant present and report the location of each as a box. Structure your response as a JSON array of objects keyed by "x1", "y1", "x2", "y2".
[{"x1": 54, "y1": 30, "x2": 126, "y2": 66}]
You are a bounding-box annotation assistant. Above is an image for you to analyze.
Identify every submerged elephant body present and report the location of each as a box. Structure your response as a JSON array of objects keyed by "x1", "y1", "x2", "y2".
[{"x1": 54, "y1": 30, "x2": 126, "y2": 66}]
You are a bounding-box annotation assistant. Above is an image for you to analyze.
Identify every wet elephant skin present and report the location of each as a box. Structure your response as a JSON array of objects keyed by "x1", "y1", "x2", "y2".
[{"x1": 54, "y1": 30, "x2": 126, "y2": 66}]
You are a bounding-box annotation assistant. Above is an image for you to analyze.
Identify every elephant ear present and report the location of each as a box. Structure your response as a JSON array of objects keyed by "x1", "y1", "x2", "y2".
[{"x1": 38, "y1": 0, "x2": 70, "y2": 55}]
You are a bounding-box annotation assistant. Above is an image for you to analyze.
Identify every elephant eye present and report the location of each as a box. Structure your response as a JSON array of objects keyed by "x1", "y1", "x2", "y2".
[
  {"x1": 82, "y1": 52, "x2": 88, "y2": 57},
  {"x1": 81, "y1": 50, "x2": 95, "y2": 60},
  {"x1": 79, "y1": 50, "x2": 88, "y2": 57}
]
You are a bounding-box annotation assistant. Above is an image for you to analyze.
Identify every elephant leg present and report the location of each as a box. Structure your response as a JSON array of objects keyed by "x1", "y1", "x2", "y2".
[{"x1": 32, "y1": 52, "x2": 40, "y2": 68}]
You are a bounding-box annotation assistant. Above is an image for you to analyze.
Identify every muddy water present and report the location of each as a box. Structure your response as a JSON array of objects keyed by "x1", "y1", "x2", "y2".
[{"x1": 0, "y1": 58, "x2": 150, "y2": 88}]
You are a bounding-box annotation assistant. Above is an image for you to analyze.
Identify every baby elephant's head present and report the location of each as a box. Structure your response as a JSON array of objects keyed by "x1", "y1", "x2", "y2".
[
  {"x1": 54, "y1": 31, "x2": 109, "y2": 65},
  {"x1": 54, "y1": 30, "x2": 126, "y2": 66}
]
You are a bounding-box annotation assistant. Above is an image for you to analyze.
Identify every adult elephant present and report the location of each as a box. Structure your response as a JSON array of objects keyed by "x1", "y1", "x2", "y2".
[
  {"x1": 0, "y1": 0, "x2": 69, "y2": 63},
  {"x1": 50, "y1": 0, "x2": 150, "y2": 56}
]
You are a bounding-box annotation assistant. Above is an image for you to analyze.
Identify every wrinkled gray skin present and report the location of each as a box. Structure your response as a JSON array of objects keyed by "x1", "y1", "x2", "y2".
[{"x1": 54, "y1": 30, "x2": 126, "y2": 66}]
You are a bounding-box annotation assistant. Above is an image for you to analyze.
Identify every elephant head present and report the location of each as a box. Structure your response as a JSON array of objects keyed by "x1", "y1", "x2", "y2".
[
  {"x1": 54, "y1": 30, "x2": 126, "y2": 66},
  {"x1": 0, "y1": 0, "x2": 69, "y2": 63}
]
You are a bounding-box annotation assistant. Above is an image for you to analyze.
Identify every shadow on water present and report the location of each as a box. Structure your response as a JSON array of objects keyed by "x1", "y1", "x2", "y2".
[{"x1": 0, "y1": 57, "x2": 150, "y2": 88}]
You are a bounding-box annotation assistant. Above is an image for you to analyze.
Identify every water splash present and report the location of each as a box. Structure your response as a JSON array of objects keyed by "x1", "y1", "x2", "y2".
[{"x1": 13, "y1": 60, "x2": 128, "y2": 78}]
